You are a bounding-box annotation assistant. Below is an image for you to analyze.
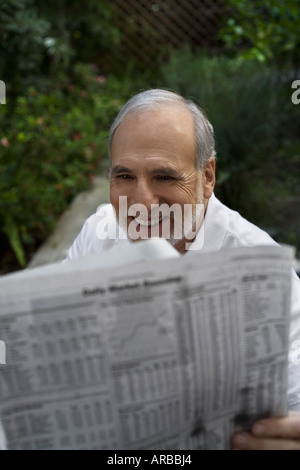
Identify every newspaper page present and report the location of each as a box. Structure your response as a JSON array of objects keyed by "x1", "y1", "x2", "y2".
[{"x1": 0, "y1": 241, "x2": 294, "y2": 450}]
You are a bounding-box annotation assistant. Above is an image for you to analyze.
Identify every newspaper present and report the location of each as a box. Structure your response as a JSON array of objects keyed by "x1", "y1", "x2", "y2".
[{"x1": 0, "y1": 240, "x2": 294, "y2": 450}]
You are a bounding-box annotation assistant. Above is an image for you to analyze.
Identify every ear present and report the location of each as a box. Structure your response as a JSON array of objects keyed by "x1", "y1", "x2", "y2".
[{"x1": 203, "y1": 157, "x2": 216, "y2": 199}]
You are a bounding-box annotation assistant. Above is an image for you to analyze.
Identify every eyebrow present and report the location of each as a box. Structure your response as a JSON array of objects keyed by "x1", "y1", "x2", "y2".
[
  {"x1": 110, "y1": 165, "x2": 134, "y2": 175},
  {"x1": 110, "y1": 165, "x2": 182, "y2": 178},
  {"x1": 152, "y1": 167, "x2": 182, "y2": 179}
]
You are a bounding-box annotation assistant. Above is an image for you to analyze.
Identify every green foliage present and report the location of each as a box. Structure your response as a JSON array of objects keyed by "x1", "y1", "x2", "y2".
[
  {"x1": 0, "y1": 0, "x2": 51, "y2": 96},
  {"x1": 160, "y1": 48, "x2": 300, "y2": 252},
  {"x1": 2, "y1": 214, "x2": 26, "y2": 267},
  {"x1": 0, "y1": 0, "x2": 121, "y2": 97},
  {"x1": 41, "y1": 1, "x2": 121, "y2": 73},
  {"x1": 220, "y1": 0, "x2": 300, "y2": 68},
  {"x1": 0, "y1": 1, "x2": 154, "y2": 272},
  {"x1": 0, "y1": 65, "x2": 126, "y2": 267}
]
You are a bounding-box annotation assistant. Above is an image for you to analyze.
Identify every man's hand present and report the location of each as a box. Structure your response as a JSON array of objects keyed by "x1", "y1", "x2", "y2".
[{"x1": 231, "y1": 412, "x2": 300, "y2": 450}]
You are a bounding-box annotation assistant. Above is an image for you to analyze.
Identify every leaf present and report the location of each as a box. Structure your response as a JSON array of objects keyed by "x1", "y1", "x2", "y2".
[{"x1": 2, "y1": 214, "x2": 26, "y2": 267}]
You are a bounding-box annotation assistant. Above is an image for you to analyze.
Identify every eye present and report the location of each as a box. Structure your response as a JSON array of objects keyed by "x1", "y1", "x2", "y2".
[
  {"x1": 116, "y1": 174, "x2": 133, "y2": 180},
  {"x1": 156, "y1": 175, "x2": 176, "y2": 181}
]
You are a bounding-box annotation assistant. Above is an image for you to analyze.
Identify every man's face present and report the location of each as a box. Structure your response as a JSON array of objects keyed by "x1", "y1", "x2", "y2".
[{"x1": 110, "y1": 105, "x2": 214, "y2": 252}]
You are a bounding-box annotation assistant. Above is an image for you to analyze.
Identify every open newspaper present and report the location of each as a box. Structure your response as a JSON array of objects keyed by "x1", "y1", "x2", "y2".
[{"x1": 0, "y1": 240, "x2": 294, "y2": 450}]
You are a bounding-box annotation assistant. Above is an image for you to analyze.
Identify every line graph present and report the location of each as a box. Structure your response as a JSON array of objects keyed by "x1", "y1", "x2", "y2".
[{"x1": 112, "y1": 303, "x2": 175, "y2": 360}]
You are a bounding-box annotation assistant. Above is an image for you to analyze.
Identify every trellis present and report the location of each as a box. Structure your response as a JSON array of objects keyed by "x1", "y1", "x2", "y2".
[{"x1": 112, "y1": 0, "x2": 225, "y2": 66}]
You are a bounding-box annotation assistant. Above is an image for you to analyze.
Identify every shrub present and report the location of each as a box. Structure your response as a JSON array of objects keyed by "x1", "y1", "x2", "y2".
[
  {"x1": 0, "y1": 0, "x2": 121, "y2": 98},
  {"x1": 0, "y1": 65, "x2": 125, "y2": 268},
  {"x1": 219, "y1": 0, "x2": 300, "y2": 71}
]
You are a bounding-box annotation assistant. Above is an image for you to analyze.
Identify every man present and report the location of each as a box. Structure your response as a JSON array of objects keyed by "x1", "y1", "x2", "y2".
[{"x1": 66, "y1": 89, "x2": 300, "y2": 449}]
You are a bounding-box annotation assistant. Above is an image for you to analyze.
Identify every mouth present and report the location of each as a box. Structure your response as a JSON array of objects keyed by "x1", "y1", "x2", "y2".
[
  {"x1": 128, "y1": 214, "x2": 169, "y2": 239},
  {"x1": 134, "y1": 215, "x2": 163, "y2": 227}
]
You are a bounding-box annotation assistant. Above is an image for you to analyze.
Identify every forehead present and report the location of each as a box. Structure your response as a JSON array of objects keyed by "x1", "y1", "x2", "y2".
[{"x1": 111, "y1": 104, "x2": 197, "y2": 168}]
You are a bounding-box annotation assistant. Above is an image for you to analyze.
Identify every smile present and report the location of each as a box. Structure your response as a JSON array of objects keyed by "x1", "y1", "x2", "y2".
[{"x1": 134, "y1": 216, "x2": 163, "y2": 227}]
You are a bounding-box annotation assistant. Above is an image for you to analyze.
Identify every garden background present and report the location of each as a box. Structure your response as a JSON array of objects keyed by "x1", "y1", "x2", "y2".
[{"x1": 0, "y1": 0, "x2": 299, "y2": 274}]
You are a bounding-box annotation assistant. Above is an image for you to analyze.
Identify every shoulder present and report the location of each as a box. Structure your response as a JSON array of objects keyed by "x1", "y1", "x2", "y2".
[
  {"x1": 203, "y1": 194, "x2": 277, "y2": 252},
  {"x1": 66, "y1": 203, "x2": 127, "y2": 260},
  {"x1": 81, "y1": 203, "x2": 115, "y2": 233},
  {"x1": 74, "y1": 203, "x2": 116, "y2": 243}
]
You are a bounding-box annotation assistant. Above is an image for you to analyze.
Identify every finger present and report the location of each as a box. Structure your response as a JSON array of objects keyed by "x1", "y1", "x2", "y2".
[
  {"x1": 232, "y1": 431, "x2": 300, "y2": 450},
  {"x1": 251, "y1": 412, "x2": 300, "y2": 439}
]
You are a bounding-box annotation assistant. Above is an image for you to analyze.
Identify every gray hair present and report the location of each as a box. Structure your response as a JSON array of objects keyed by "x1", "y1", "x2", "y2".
[{"x1": 109, "y1": 89, "x2": 216, "y2": 169}]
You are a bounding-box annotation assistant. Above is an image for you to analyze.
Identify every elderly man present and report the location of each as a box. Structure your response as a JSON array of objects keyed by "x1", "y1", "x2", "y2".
[{"x1": 66, "y1": 89, "x2": 300, "y2": 450}]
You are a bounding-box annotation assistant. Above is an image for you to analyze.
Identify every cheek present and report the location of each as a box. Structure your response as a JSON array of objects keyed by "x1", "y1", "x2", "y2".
[
  {"x1": 110, "y1": 184, "x2": 122, "y2": 213},
  {"x1": 168, "y1": 181, "x2": 201, "y2": 206},
  {"x1": 110, "y1": 182, "x2": 135, "y2": 217}
]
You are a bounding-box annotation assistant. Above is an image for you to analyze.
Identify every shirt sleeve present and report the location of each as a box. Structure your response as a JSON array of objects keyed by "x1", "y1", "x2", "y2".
[
  {"x1": 64, "y1": 204, "x2": 116, "y2": 262},
  {"x1": 64, "y1": 216, "x2": 92, "y2": 261}
]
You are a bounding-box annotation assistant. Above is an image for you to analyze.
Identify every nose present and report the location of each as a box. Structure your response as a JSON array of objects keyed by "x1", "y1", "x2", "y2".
[{"x1": 132, "y1": 178, "x2": 159, "y2": 211}]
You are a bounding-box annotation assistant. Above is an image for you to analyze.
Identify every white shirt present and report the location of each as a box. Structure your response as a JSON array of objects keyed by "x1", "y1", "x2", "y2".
[
  {"x1": 66, "y1": 193, "x2": 291, "y2": 258},
  {"x1": 66, "y1": 193, "x2": 300, "y2": 411}
]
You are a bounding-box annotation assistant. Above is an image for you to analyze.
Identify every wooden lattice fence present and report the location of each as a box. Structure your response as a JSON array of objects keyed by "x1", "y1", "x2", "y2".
[{"x1": 112, "y1": 0, "x2": 225, "y2": 67}]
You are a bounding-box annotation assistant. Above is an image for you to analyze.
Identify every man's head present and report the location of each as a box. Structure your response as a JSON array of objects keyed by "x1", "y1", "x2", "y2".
[{"x1": 109, "y1": 89, "x2": 216, "y2": 253}]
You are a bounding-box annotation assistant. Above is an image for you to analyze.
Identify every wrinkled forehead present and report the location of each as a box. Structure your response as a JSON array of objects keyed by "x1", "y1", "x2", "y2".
[
  {"x1": 112, "y1": 104, "x2": 196, "y2": 147},
  {"x1": 110, "y1": 105, "x2": 198, "y2": 175},
  {"x1": 112, "y1": 102, "x2": 195, "y2": 140}
]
